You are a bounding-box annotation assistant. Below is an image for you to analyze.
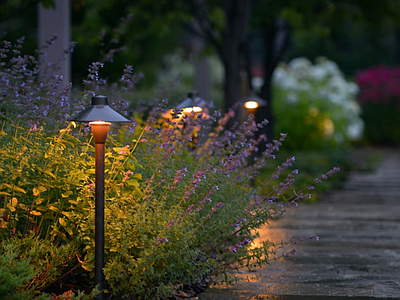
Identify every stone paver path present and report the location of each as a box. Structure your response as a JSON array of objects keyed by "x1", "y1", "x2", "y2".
[{"x1": 200, "y1": 148, "x2": 400, "y2": 299}]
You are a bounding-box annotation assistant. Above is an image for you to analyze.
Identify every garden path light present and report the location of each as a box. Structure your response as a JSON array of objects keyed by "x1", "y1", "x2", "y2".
[
  {"x1": 173, "y1": 91, "x2": 212, "y2": 146},
  {"x1": 174, "y1": 91, "x2": 209, "y2": 114},
  {"x1": 242, "y1": 90, "x2": 267, "y2": 111},
  {"x1": 69, "y1": 95, "x2": 130, "y2": 300},
  {"x1": 241, "y1": 91, "x2": 267, "y2": 185}
]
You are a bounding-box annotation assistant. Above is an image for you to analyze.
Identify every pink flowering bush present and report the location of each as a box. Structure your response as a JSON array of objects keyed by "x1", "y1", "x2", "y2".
[
  {"x1": 0, "y1": 38, "x2": 340, "y2": 299},
  {"x1": 357, "y1": 66, "x2": 400, "y2": 107},
  {"x1": 356, "y1": 65, "x2": 400, "y2": 145}
]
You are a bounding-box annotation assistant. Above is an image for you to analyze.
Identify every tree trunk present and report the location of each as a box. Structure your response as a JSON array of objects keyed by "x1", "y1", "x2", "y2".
[
  {"x1": 221, "y1": 49, "x2": 243, "y2": 112},
  {"x1": 219, "y1": 0, "x2": 252, "y2": 113},
  {"x1": 259, "y1": 19, "x2": 291, "y2": 142}
]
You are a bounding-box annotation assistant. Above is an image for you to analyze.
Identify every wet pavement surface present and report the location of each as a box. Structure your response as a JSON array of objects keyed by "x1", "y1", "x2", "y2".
[{"x1": 199, "y1": 148, "x2": 400, "y2": 299}]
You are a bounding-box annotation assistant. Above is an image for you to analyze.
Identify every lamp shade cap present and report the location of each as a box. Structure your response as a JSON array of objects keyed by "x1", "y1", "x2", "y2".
[
  {"x1": 174, "y1": 91, "x2": 211, "y2": 110},
  {"x1": 92, "y1": 95, "x2": 108, "y2": 105},
  {"x1": 242, "y1": 90, "x2": 267, "y2": 107},
  {"x1": 69, "y1": 95, "x2": 131, "y2": 123}
]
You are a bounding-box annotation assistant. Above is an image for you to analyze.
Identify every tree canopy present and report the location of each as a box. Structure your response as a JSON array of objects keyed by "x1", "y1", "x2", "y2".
[{"x1": 2, "y1": 0, "x2": 400, "y2": 139}]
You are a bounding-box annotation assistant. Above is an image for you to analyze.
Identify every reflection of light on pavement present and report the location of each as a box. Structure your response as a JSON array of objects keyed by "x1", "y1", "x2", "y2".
[
  {"x1": 251, "y1": 223, "x2": 291, "y2": 252},
  {"x1": 202, "y1": 216, "x2": 309, "y2": 298}
]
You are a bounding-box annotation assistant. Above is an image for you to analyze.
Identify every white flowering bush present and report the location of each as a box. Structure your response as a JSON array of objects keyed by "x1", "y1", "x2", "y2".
[{"x1": 272, "y1": 57, "x2": 364, "y2": 150}]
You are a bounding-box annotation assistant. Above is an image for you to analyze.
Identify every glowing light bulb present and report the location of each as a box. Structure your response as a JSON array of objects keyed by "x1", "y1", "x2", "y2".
[
  {"x1": 245, "y1": 101, "x2": 259, "y2": 109},
  {"x1": 192, "y1": 106, "x2": 202, "y2": 113},
  {"x1": 89, "y1": 121, "x2": 112, "y2": 125}
]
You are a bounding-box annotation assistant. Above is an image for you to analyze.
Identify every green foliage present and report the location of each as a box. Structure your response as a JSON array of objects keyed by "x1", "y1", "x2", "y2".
[
  {"x1": 361, "y1": 102, "x2": 400, "y2": 146},
  {"x1": 0, "y1": 36, "x2": 340, "y2": 299},
  {"x1": 0, "y1": 109, "x2": 334, "y2": 299},
  {"x1": 0, "y1": 122, "x2": 88, "y2": 240},
  {"x1": 0, "y1": 241, "x2": 41, "y2": 300},
  {"x1": 0, "y1": 234, "x2": 80, "y2": 300}
]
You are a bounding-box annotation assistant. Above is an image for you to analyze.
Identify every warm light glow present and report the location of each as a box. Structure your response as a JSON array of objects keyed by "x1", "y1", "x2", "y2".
[
  {"x1": 182, "y1": 107, "x2": 193, "y2": 113},
  {"x1": 323, "y1": 118, "x2": 335, "y2": 136},
  {"x1": 192, "y1": 106, "x2": 202, "y2": 113},
  {"x1": 71, "y1": 121, "x2": 77, "y2": 128},
  {"x1": 309, "y1": 107, "x2": 319, "y2": 117},
  {"x1": 182, "y1": 106, "x2": 203, "y2": 113},
  {"x1": 245, "y1": 101, "x2": 258, "y2": 109},
  {"x1": 162, "y1": 109, "x2": 174, "y2": 119},
  {"x1": 89, "y1": 121, "x2": 111, "y2": 144},
  {"x1": 89, "y1": 121, "x2": 112, "y2": 125}
]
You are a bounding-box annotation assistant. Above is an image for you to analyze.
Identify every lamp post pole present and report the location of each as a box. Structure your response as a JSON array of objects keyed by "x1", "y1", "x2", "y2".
[
  {"x1": 242, "y1": 92, "x2": 267, "y2": 187},
  {"x1": 69, "y1": 96, "x2": 130, "y2": 300},
  {"x1": 91, "y1": 122, "x2": 111, "y2": 300}
]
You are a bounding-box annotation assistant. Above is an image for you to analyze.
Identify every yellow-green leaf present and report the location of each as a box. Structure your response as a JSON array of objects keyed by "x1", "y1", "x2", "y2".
[
  {"x1": 21, "y1": 137, "x2": 33, "y2": 145},
  {"x1": 64, "y1": 226, "x2": 73, "y2": 236},
  {"x1": 43, "y1": 170, "x2": 55, "y2": 178},
  {"x1": 30, "y1": 210, "x2": 42, "y2": 216},
  {"x1": 10, "y1": 197, "x2": 18, "y2": 207},
  {"x1": 133, "y1": 173, "x2": 142, "y2": 180},
  {"x1": 33, "y1": 188, "x2": 40, "y2": 196},
  {"x1": 7, "y1": 198, "x2": 18, "y2": 212},
  {"x1": 35, "y1": 198, "x2": 44, "y2": 205},
  {"x1": 61, "y1": 211, "x2": 72, "y2": 218},
  {"x1": 126, "y1": 179, "x2": 139, "y2": 187},
  {"x1": 48, "y1": 206, "x2": 59, "y2": 212},
  {"x1": 33, "y1": 186, "x2": 47, "y2": 196},
  {"x1": 10, "y1": 124, "x2": 25, "y2": 130},
  {"x1": 0, "y1": 192, "x2": 11, "y2": 196},
  {"x1": 1, "y1": 184, "x2": 26, "y2": 194},
  {"x1": 81, "y1": 261, "x2": 94, "y2": 272},
  {"x1": 0, "y1": 221, "x2": 8, "y2": 228},
  {"x1": 61, "y1": 191, "x2": 73, "y2": 198},
  {"x1": 59, "y1": 217, "x2": 67, "y2": 227},
  {"x1": 19, "y1": 203, "x2": 28, "y2": 211}
]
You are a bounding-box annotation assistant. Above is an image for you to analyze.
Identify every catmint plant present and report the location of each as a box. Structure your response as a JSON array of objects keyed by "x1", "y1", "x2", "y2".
[{"x1": 0, "y1": 36, "x2": 341, "y2": 300}]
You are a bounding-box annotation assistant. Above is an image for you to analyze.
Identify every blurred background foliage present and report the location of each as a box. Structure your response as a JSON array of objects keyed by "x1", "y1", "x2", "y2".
[
  {"x1": 1, "y1": 0, "x2": 400, "y2": 147},
  {"x1": 2, "y1": 0, "x2": 400, "y2": 87}
]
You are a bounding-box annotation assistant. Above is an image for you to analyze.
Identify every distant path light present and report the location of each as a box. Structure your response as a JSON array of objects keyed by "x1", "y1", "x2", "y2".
[
  {"x1": 245, "y1": 101, "x2": 259, "y2": 109},
  {"x1": 241, "y1": 91, "x2": 267, "y2": 110}
]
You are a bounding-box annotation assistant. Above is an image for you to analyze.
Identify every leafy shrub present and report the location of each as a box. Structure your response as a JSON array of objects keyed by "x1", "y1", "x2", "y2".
[
  {"x1": 272, "y1": 57, "x2": 364, "y2": 150},
  {"x1": 356, "y1": 65, "x2": 400, "y2": 145},
  {"x1": 0, "y1": 234, "x2": 98, "y2": 300},
  {"x1": 1, "y1": 38, "x2": 340, "y2": 299}
]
